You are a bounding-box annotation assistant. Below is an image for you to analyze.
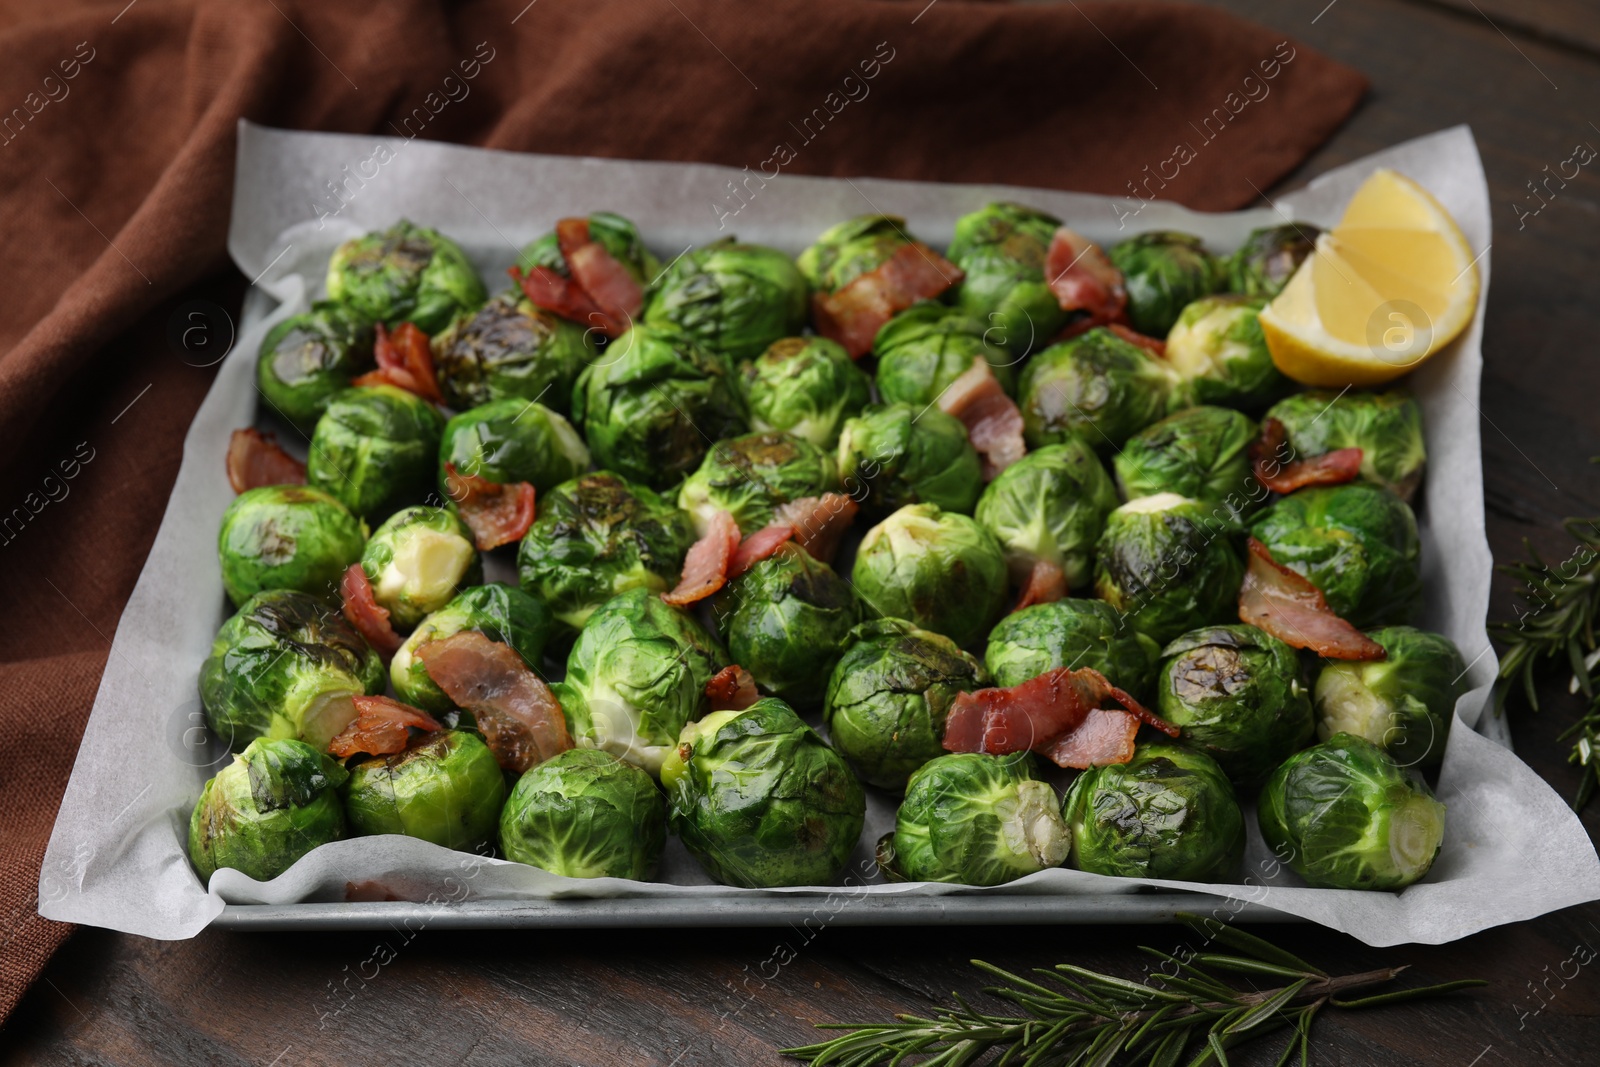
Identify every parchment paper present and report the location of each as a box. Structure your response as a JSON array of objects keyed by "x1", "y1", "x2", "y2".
[{"x1": 39, "y1": 122, "x2": 1600, "y2": 946}]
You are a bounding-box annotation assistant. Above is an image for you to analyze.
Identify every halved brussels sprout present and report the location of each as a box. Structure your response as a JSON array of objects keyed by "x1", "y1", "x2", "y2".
[
  {"x1": 891, "y1": 752, "x2": 1068, "y2": 885},
  {"x1": 218, "y1": 485, "x2": 367, "y2": 607},
  {"x1": 1094, "y1": 494, "x2": 1244, "y2": 646},
  {"x1": 1258, "y1": 732, "x2": 1446, "y2": 890},
  {"x1": 837, "y1": 402, "x2": 983, "y2": 519},
  {"x1": 518, "y1": 211, "x2": 661, "y2": 294},
  {"x1": 200, "y1": 589, "x2": 385, "y2": 751},
  {"x1": 975, "y1": 441, "x2": 1119, "y2": 593},
  {"x1": 641, "y1": 238, "x2": 808, "y2": 361},
  {"x1": 391, "y1": 583, "x2": 556, "y2": 713},
  {"x1": 872, "y1": 302, "x2": 1016, "y2": 406},
  {"x1": 824, "y1": 618, "x2": 989, "y2": 791},
  {"x1": 438, "y1": 397, "x2": 589, "y2": 495},
  {"x1": 188, "y1": 737, "x2": 348, "y2": 882},
  {"x1": 740, "y1": 336, "x2": 872, "y2": 449},
  {"x1": 359, "y1": 506, "x2": 481, "y2": 631},
  {"x1": 662, "y1": 698, "x2": 865, "y2": 888},
  {"x1": 342, "y1": 729, "x2": 507, "y2": 851},
  {"x1": 1249, "y1": 484, "x2": 1421, "y2": 628},
  {"x1": 1114, "y1": 406, "x2": 1260, "y2": 522},
  {"x1": 1107, "y1": 230, "x2": 1220, "y2": 337},
  {"x1": 797, "y1": 214, "x2": 911, "y2": 293},
  {"x1": 499, "y1": 747, "x2": 667, "y2": 879},
  {"x1": 1157, "y1": 624, "x2": 1314, "y2": 786},
  {"x1": 516, "y1": 471, "x2": 694, "y2": 630},
  {"x1": 946, "y1": 202, "x2": 1068, "y2": 355},
  {"x1": 255, "y1": 302, "x2": 375, "y2": 433},
  {"x1": 306, "y1": 385, "x2": 445, "y2": 520},
  {"x1": 984, "y1": 599, "x2": 1161, "y2": 698},
  {"x1": 1062, "y1": 742, "x2": 1244, "y2": 881},
  {"x1": 1164, "y1": 294, "x2": 1291, "y2": 411},
  {"x1": 325, "y1": 219, "x2": 486, "y2": 333},
  {"x1": 677, "y1": 431, "x2": 838, "y2": 536},
  {"x1": 853, "y1": 503, "x2": 1008, "y2": 649},
  {"x1": 1314, "y1": 626, "x2": 1467, "y2": 769},
  {"x1": 1264, "y1": 389, "x2": 1426, "y2": 501},
  {"x1": 1019, "y1": 327, "x2": 1176, "y2": 453},
  {"x1": 1225, "y1": 223, "x2": 1320, "y2": 299}
]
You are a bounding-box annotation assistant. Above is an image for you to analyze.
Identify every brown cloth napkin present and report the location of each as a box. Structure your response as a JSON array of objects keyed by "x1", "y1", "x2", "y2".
[{"x1": 0, "y1": 0, "x2": 1365, "y2": 1021}]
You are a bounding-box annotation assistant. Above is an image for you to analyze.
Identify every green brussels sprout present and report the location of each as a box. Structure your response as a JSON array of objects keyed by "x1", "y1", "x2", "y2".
[
  {"x1": 946, "y1": 202, "x2": 1068, "y2": 355},
  {"x1": 217, "y1": 485, "x2": 367, "y2": 607},
  {"x1": 1019, "y1": 327, "x2": 1176, "y2": 453},
  {"x1": 740, "y1": 336, "x2": 872, "y2": 449},
  {"x1": 1062, "y1": 742, "x2": 1244, "y2": 881},
  {"x1": 872, "y1": 302, "x2": 1016, "y2": 406},
  {"x1": 984, "y1": 599, "x2": 1161, "y2": 697},
  {"x1": 325, "y1": 219, "x2": 486, "y2": 333},
  {"x1": 518, "y1": 211, "x2": 661, "y2": 294},
  {"x1": 797, "y1": 214, "x2": 912, "y2": 293},
  {"x1": 1264, "y1": 389, "x2": 1427, "y2": 501},
  {"x1": 1314, "y1": 626, "x2": 1467, "y2": 769},
  {"x1": 1157, "y1": 625, "x2": 1314, "y2": 786},
  {"x1": 1114, "y1": 406, "x2": 1260, "y2": 522},
  {"x1": 571, "y1": 323, "x2": 746, "y2": 490},
  {"x1": 306, "y1": 385, "x2": 446, "y2": 520},
  {"x1": 1225, "y1": 223, "x2": 1321, "y2": 299},
  {"x1": 200, "y1": 589, "x2": 385, "y2": 751},
  {"x1": 712, "y1": 543, "x2": 861, "y2": 709},
  {"x1": 641, "y1": 238, "x2": 808, "y2": 361},
  {"x1": 824, "y1": 618, "x2": 989, "y2": 791},
  {"x1": 1257, "y1": 732, "x2": 1446, "y2": 890},
  {"x1": 188, "y1": 737, "x2": 348, "y2": 882},
  {"x1": 677, "y1": 431, "x2": 838, "y2": 536},
  {"x1": 1093, "y1": 494, "x2": 1244, "y2": 647},
  {"x1": 498, "y1": 747, "x2": 667, "y2": 879},
  {"x1": 342, "y1": 729, "x2": 507, "y2": 851},
  {"x1": 1164, "y1": 294, "x2": 1292, "y2": 411},
  {"x1": 836, "y1": 403, "x2": 983, "y2": 518},
  {"x1": 358, "y1": 506, "x2": 481, "y2": 631},
  {"x1": 255, "y1": 302, "x2": 375, "y2": 433},
  {"x1": 438, "y1": 398, "x2": 589, "y2": 495},
  {"x1": 391, "y1": 583, "x2": 557, "y2": 713},
  {"x1": 891, "y1": 752, "x2": 1069, "y2": 885},
  {"x1": 853, "y1": 503, "x2": 1008, "y2": 648},
  {"x1": 976, "y1": 441, "x2": 1119, "y2": 593},
  {"x1": 1249, "y1": 484, "x2": 1421, "y2": 628},
  {"x1": 516, "y1": 471, "x2": 696, "y2": 630},
  {"x1": 553, "y1": 589, "x2": 727, "y2": 774},
  {"x1": 431, "y1": 289, "x2": 598, "y2": 413},
  {"x1": 1107, "y1": 230, "x2": 1221, "y2": 337},
  {"x1": 661, "y1": 698, "x2": 865, "y2": 888}
]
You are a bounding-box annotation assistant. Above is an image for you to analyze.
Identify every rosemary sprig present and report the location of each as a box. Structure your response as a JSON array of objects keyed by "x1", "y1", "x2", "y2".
[{"x1": 781, "y1": 914, "x2": 1484, "y2": 1066}]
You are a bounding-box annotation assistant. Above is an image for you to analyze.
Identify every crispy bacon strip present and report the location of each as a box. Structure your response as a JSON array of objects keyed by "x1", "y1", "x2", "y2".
[
  {"x1": 354, "y1": 323, "x2": 443, "y2": 403},
  {"x1": 1239, "y1": 537, "x2": 1386, "y2": 661},
  {"x1": 772, "y1": 493, "x2": 859, "y2": 564},
  {"x1": 663, "y1": 509, "x2": 741, "y2": 606},
  {"x1": 226, "y1": 428, "x2": 306, "y2": 493},
  {"x1": 1106, "y1": 323, "x2": 1167, "y2": 357},
  {"x1": 1013, "y1": 559, "x2": 1068, "y2": 612},
  {"x1": 1045, "y1": 227, "x2": 1126, "y2": 326},
  {"x1": 327, "y1": 695, "x2": 443, "y2": 759},
  {"x1": 942, "y1": 667, "x2": 1177, "y2": 759},
  {"x1": 728, "y1": 524, "x2": 796, "y2": 580},
  {"x1": 705, "y1": 665, "x2": 760, "y2": 711},
  {"x1": 340, "y1": 564, "x2": 402, "y2": 658},
  {"x1": 1044, "y1": 707, "x2": 1141, "y2": 769},
  {"x1": 938, "y1": 358, "x2": 1027, "y2": 479},
  {"x1": 1250, "y1": 417, "x2": 1364, "y2": 495},
  {"x1": 812, "y1": 242, "x2": 963, "y2": 357},
  {"x1": 443, "y1": 463, "x2": 536, "y2": 550},
  {"x1": 509, "y1": 218, "x2": 642, "y2": 338},
  {"x1": 417, "y1": 631, "x2": 571, "y2": 772}
]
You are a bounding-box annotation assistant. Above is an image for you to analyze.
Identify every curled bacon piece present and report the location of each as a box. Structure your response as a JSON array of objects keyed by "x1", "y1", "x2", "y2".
[
  {"x1": 728, "y1": 524, "x2": 796, "y2": 581},
  {"x1": 1045, "y1": 227, "x2": 1126, "y2": 327},
  {"x1": 663, "y1": 509, "x2": 741, "y2": 606},
  {"x1": 1250, "y1": 417, "x2": 1363, "y2": 495},
  {"x1": 1239, "y1": 537, "x2": 1386, "y2": 661},
  {"x1": 1013, "y1": 559, "x2": 1068, "y2": 612},
  {"x1": 226, "y1": 428, "x2": 306, "y2": 493},
  {"x1": 771, "y1": 492, "x2": 859, "y2": 564},
  {"x1": 1044, "y1": 707, "x2": 1141, "y2": 769},
  {"x1": 509, "y1": 218, "x2": 642, "y2": 339},
  {"x1": 327, "y1": 695, "x2": 443, "y2": 759},
  {"x1": 443, "y1": 463, "x2": 536, "y2": 550},
  {"x1": 938, "y1": 358, "x2": 1026, "y2": 479},
  {"x1": 1106, "y1": 323, "x2": 1167, "y2": 357},
  {"x1": 353, "y1": 322, "x2": 444, "y2": 404},
  {"x1": 705, "y1": 665, "x2": 760, "y2": 711},
  {"x1": 417, "y1": 631, "x2": 571, "y2": 772},
  {"x1": 812, "y1": 242, "x2": 963, "y2": 358},
  {"x1": 340, "y1": 563, "x2": 402, "y2": 658}
]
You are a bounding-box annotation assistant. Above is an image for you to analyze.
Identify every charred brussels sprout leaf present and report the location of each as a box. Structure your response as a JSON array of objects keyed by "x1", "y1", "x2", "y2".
[
  {"x1": 255, "y1": 302, "x2": 375, "y2": 433},
  {"x1": 797, "y1": 214, "x2": 910, "y2": 293},
  {"x1": 342, "y1": 730, "x2": 507, "y2": 851},
  {"x1": 642, "y1": 238, "x2": 808, "y2": 361},
  {"x1": 946, "y1": 202, "x2": 1068, "y2": 355},
  {"x1": 892, "y1": 752, "x2": 1068, "y2": 885},
  {"x1": 677, "y1": 431, "x2": 838, "y2": 535},
  {"x1": 438, "y1": 397, "x2": 589, "y2": 495},
  {"x1": 359, "y1": 506, "x2": 481, "y2": 631},
  {"x1": 431, "y1": 289, "x2": 597, "y2": 412},
  {"x1": 1264, "y1": 389, "x2": 1427, "y2": 501},
  {"x1": 1019, "y1": 327, "x2": 1176, "y2": 453},
  {"x1": 1094, "y1": 494, "x2": 1244, "y2": 647},
  {"x1": 1107, "y1": 230, "x2": 1221, "y2": 337},
  {"x1": 1226, "y1": 223, "x2": 1321, "y2": 299},
  {"x1": 975, "y1": 441, "x2": 1119, "y2": 593},
  {"x1": 306, "y1": 385, "x2": 445, "y2": 520},
  {"x1": 325, "y1": 219, "x2": 486, "y2": 333},
  {"x1": 1114, "y1": 406, "x2": 1260, "y2": 523},
  {"x1": 984, "y1": 599, "x2": 1161, "y2": 698},
  {"x1": 1164, "y1": 294, "x2": 1291, "y2": 411},
  {"x1": 1315, "y1": 626, "x2": 1467, "y2": 769},
  {"x1": 853, "y1": 504, "x2": 1008, "y2": 649},
  {"x1": 518, "y1": 211, "x2": 660, "y2": 290},
  {"x1": 837, "y1": 402, "x2": 983, "y2": 519},
  {"x1": 188, "y1": 737, "x2": 348, "y2": 882},
  {"x1": 740, "y1": 336, "x2": 872, "y2": 449},
  {"x1": 499, "y1": 747, "x2": 667, "y2": 879},
  {"x1": 218, "y1": 485, "x2": 367, "y2": 607},
  {"x1": 872, "y1": 302, "x2": 1016, "y2": 406},
  {"x1": 391, "y1": 583, "x2": 556, "y2": 713}
]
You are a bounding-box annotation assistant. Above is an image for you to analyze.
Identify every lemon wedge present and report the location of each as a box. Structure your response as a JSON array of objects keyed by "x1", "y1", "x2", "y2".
[{"x1": 1260, "y1": 169, "x2": 1480, "y2": 387}]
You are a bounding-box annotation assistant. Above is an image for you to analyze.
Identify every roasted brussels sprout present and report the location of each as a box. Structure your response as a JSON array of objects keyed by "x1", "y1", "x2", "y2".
[
  {"x1": 255, "y1": 302, "x2": 376, "y2": 433},
  {"x1": 1062, "y1": 742, "x2": 1244, "y2": 881},
  {"x1": 391, "y1": 583, "x2": 556, "y2": 713},
  {"x1": 891, "y1": 752, "x2": 1069, "y2": 885},
  {"x1": 518, "y1": 211, "x2": 660, "y2": 297},
  {"x1": 200, "y1": 589, "x2": 385, "y2": 751},
  {"x1": 677, "y1": 431, "x2": 838, "y2": 535},
  {"x1": 306, "y1": 385, "x2": 445, "y2": 520},
  {"x1": 740, "y1": 336, "x2": 872, "y2": 449},
  {"x1": 1164, "y1": 294, "x2": 1291, "y2": 411},
  {"x1": 431, "y1": 289, "x2": 598, "y2": 413},
  {"x1": 1315, "y1": 626, "x2": 1467, "y2": 769},
  {"x1": 662, "y1": 698, "x2": 865, "y2": 888},
  {"x1": 1157, "y1": 625, "x2": 1314, "y2": 786},
  {"x1": 946, "y1": 202, "x2": 1068, "y2": 355},
  {"x1": 437, "y1": 398, "x2": 589, "y2": 495},
  {"x1": 975, "y1": 441, "x2": 1119, "y2": 593},
  {"x1": 359, "y1": 506, "x2": 481, "y2": 631},
  {"x1": 984, "y1": 599, "x2": 1161, "y2": 697},
  {"x1": 1107, "y1": 230, "x2": 1220, "y2": 337},
  {"x1": 1264, "y1": 389, "x2": 1427, "y2": 501},
  {"x1": 342, "y1": 729, "x2": 507, "y2": 851},
  {"x1": 1114, "y1": 406, "x2": 1260, "y2": 522},
  {"x1": 1019, "y1": 327, "x2": 1176, "y2": 453},
  {"x1": 853, "y1": 503, "x2": 1008, "y2": 648},
  {"x1": 1249, "y1": 484, "x2": 1422, "y2": 628},
  {"x1": 824, "y1": 618, "x2": 989, "y2": 790},
  {"x1": 553, "y1": 589, "x2": 727, "y2": 774},
  {"x1": 218, "y1": 485, "x2": 367, "y2": 607},
  {"x1": 797, "y1": 214, "x2": 911, "y2": 293},
  {"x1": 1258, "y1": 733, "x2": 1446, "y2": 890},
  {"x1": 188, "y1": 737, "x2": 348, "y2": 882},
  {"x1": 516, "y1": 471, "x2": 695, "y2": 629},
  {"x1": 837, "y1": 403, "x2": 983, "y2": 518},
  {"x1": 571, "y1": 323, "x2": 746, "y2": 490},
  {"x1": 872, "y1": 302, "x2": 1016, "y2": 406},
  {"x1": 1225, "y1": 223, "x2": 1321, "y2": 299},
  {"x1": 499, "y1": 747, "x2": 667, "y2": 879},
  {"x1": 1094, "y1": 494, "x2": 1244, "y2": 647},
  {"x1": 325, "y1": 219, "x2": 486, "y2": 333},
  {"x1": 641, "y1": 238, "x2": 808, "y2": 361}
]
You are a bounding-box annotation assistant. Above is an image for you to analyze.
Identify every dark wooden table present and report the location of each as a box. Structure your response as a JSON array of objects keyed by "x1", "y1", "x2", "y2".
[{"x1": 8, "y1": 0, "x2": 1600, "y2": 1062}]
